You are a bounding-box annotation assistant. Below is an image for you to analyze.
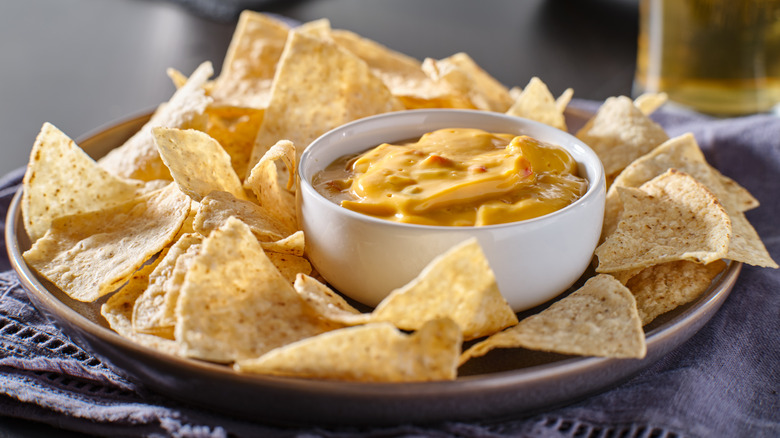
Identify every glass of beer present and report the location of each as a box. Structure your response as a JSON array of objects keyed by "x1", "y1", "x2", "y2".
[{"x1": 634, "y1": 0, "x2": 780, "y2": 116}]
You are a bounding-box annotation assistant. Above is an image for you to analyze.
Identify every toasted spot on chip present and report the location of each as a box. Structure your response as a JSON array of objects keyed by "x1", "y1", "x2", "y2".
[
  {"x1": 175, "y1": 217, "x2": 337, "y2": 363},
  {"x1": 244, "y1": 140, "x2": 298, "y2": 233},
  {"x1": 235, "y1": 318, "x2": 461, "y2": 382},
  {"x1": 249, "y1": 29, "x2": 403, "y2": 167},
  {"x1": 460, "y1": 274, "x2": 646, "y2": 364},
  {"x1": 596, "y1": 170, "x2": 731, "y2": 273},
  {"x1": 193, "y1": 191, "x2": 288, "y2": 242},
  {"x1": 625, "y1": 260, "x2": 727, "y2": 326},
  {"x1": 369, "y1": 238, "x2": 518, "y2": 340},
  {"x1": 22, "y1": 123, "x2": 145, "y2": 242},
  {"x1": 506, "y1": 77, "x2": 570, "y2": 132},
  {"x1": 153, "y1": 127, "x2": 248, "y2": 202},
  {"x1": 210, "y1": 10, "x2": 290, "y2": 109},
  {"x1": 576, "y1": 95, "x2": 669, "y2": 177},
  {"x1": 101, "y1": 255, "x2": 183, "y2": 355},
  {"x1": 23, "y1": 183, "x2": 191, "y2": 302},
  {"x1": 133, "y1": 233, "x2": 204, "y2": 337},
  {"x1": 99, "y1": 61, "x2": 213, "y2": 181}
]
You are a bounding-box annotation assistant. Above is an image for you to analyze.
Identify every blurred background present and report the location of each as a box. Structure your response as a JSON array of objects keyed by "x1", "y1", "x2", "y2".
[{"x1": 0, "y1": 0, "x2": 639, "y2": 179}]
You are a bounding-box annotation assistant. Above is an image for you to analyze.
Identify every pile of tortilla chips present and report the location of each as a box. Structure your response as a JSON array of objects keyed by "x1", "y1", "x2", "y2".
[{"x1": 20, "y1": 12, "x2": 775, "y2": 382}]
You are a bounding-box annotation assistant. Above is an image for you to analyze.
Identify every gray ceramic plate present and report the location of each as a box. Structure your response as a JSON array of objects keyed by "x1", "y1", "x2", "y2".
[{"x1": 6, "y1": 109, "x2": 741, "y2": 427}]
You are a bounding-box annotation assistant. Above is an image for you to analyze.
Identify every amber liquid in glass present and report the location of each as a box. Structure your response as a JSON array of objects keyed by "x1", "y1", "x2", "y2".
[{"x1": 634, "y1": 0, "x2": 780, "y2": 116}]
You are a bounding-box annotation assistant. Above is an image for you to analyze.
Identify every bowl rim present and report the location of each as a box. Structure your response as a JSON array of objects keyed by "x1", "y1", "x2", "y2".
[{"x1": 298, "y1": 108, "x2": 606, "y2": 231}]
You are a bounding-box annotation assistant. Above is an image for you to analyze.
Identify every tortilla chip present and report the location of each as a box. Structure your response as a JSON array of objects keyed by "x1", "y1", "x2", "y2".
[
  {"x1": 210, "y1": 11, "x2": 290, "y2": 109},
  {"x1": 22, "y1": 123, "x2": 145, "y2": 242},
  {"x1": 293, "y1": 274, "x2": 369, "y2": 325},
  {"x1": 369, "y1": 238, "x2": 518, "y2": 340},
  {"x1": 235, "y1": 318, "x2": 461, "y2": 382},
  {"x1": 596, "y1": 170, "x2": 731, "y2": 273},
  {"x1": 244, "y1": 140, "x2": 298, "y2": 233},
  {"x1": 203, "y1": 105, "x2": 265, "y2": 180},
  {"x1": 132, "y1": 233, "x2": 204, "y2": 337},
  {"x1": 249, "y1": 29, "x2": 403, "y2": 167},
  {"x1": 422, "y1": 52, "x2": 513, "y2": 112},
  {"x1": 460, "y1": 274, "x2": 646, "y2": 363},
  {"x1": 625, "y1": 260, "x2": 728, "y2": 326},
  {"x1": 23, "y1": 183, "x2": 191, "y2": 302},
  {"x1": 506, "y1": 77, "x2": 570, "y2": 131},
  {"x1": 726, "y1": 211, "x2": 778, "y2": 268},
  {"x1": 193, "y1": 191, "x2": 289, "y2": 242},
  {"x1": 174, "y1": 217, "x2": 337, "y2": 363},
  {"x1": 634, "y1": 92, "x2": 668, "y2": 115},
  {"x1": 266, "y1": 252, "x2": 312, "y2": 284},
  {"x1": 153, "y1": 127, "x2": 248, "y2": 202},
  {"x1": 576, "y1": 95, "x2": 669, "y2": 177},
  {"x1": 260, "y1": 230, "x2": 305, "y2": 256},
  {"x1": 99, "y1": 61, "x2": 213, "y2": 181}
]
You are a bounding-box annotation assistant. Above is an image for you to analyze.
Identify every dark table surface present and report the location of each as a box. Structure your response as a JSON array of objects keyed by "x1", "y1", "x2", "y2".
[{"x1": 0, "y1": 0, "x2": 639, "y2": 435}]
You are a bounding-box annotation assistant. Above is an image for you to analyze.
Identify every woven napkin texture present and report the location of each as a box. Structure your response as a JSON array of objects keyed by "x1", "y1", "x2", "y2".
[{"x1": 0, "y1": 102, "x2": 778, "y2": 437}]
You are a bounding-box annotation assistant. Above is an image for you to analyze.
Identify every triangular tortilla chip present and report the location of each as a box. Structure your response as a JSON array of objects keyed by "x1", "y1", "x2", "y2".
[
  {"x1": 249, "y1": 29, "x2": 403, "y2": 167},
  {"x1": 596, "y1": 170, "x2": 731, "y2": 273},
  {"x1": 235, "y1": 319, "x2": 461, "y2": 382},
  {"x1": 193, "y1": 191, "x2": 289, "y2": 242},
  {"x1": 210, "y1": 11, "x2": 290, "y2": 109},
  {"x1": 576, "y1": 96, "x2": 669, "y2": 177},
  {"x1": 422, "y1": 52, "x2": 513, "y2": 112},
  {"x1": 369, "y1": 238, "x2": 518, "y2": 340},
  {"x1": 244, "y1": 140, "x2": 298, "y2": 233},
  {"x1": 293, "y1": 274, "x2": 369, "y2": 325},
  {"x1": 506, "y1": 77, "x2": 571, "y2": 131},
  {"x1": 203, "y1": 105, "x2": 265, "y2": 180},
  {"x1": 23, "y1": 183, "x2": 191, "y2": 302},
  {"x1": 174, "y1": 217, "x2": 337, "y2": 363},
  {"x1": 99, "y1": 61, "x2": 213, "y2": 181},
  {"x1": 460, "y1": 274, "x2": 646, "y2": 363},
  {"x1": 22, "y1": 123, "x2": 145, "y2": 242},
  {"x1": 153, "y1": 127, "x2": 248, "y2": 202},
  {"x1": 634, "y1": 92, "x2": 668, "y2": 115}
]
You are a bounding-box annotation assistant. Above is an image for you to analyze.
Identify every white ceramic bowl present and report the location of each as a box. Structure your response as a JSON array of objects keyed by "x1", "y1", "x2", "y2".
[{"x1": 297, "y1": 109, "x2": 606, "y2": 311}]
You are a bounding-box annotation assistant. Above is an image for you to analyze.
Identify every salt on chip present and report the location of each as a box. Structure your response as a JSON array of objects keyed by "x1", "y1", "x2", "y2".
[
  {"x1": 193, "y1": 191, "x2": 289, "y2": 242},
  {"x1": 100, "y1": 253, "x2": 183, "y2": 355},
  {"x1": 153, "y1": 127, "x2": 248, "y2": 202},
  {"x1": 174, "y1": 217, "x2": 336, "y2": 363},
  {"x1": 210, "y1": 11, "x2": 290, "y2": 109},
  {"x1": 235, "y1": 318, "x2": 461, "y2": 382},
  {"x1": 22, "y1": 122, "x2": 145, "y2": 242},
  {"x1": 506, "y1": 77, "x2": 571, "y2": 131},
  {"x1": 576, "y1": 95, "x2": 669, "y2": 177},
  {"x1": 369, "y1": 238, "x2": 518, "y2": 340},
  {"x1": 422, "y1": 52, "x2": 513, "y2": 112},
  {"x1": 460, "y1": 274, "x2": 646, "y2": 364},
  {"x1": 596, "y1": 170, "x2": 731, "y2": 273},
  {"x1": 99, "y1": 61, "x2": 213, "y2": 181},
  {"x1": 249, "y1": 29, "x2": 404, "y2": 167},
  {"x1": 23, "y1": 183, "x2": 191, "y2": 302},
  {"x1": 244, "y1": 140, "x2": 298, "y2": 233},
  {"x1": 133, "y1": 233, "x2": 204, "y2": 337},
  {"x1": 624, "y1": 260, "x2": 727, "y2": 326}
]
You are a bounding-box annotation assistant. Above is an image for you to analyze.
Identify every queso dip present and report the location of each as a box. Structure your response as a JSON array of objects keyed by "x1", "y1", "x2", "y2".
[{"x1": 313, "y1": 128, "x2": 588, "y2": 226}]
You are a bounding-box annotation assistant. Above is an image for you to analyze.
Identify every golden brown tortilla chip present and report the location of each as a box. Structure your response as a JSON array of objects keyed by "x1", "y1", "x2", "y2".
[
  {"x1": 235, "y1": 318, "x2": 461, "y2": 382},
  {"x1": 422, "y1": 52, "x2": 513, "y2": 112},
  {"x1": 175, "y1": 217, "x2": 337, "y2": 363},
  {"x1": 634, "y1": 92, "x2": 668, "y2": 115},
  {"x1": 99, "y1": 61, "x2": 213, "y2": 181},
  {"x1": 370, "y1": 238, "x2": 518, "y2": 340},
  {"x1": 596, "y1": 170, "x2": 731, "y2": 273},
  {"x1": 153, "y1": 127, "x2": 248, "y2": 202},
  {"x1": 625, "y1": 260, "x2": 728, "y2": 326},
  {"x1": 249, "y1": 29, "x2": 403, "y2": 167},
  {"x1": 210, "y1": 11, "x2": 290, "y2": 109},
  {"x1": 23, "y1": 183, "x2": 191, "y2": 302},
  {"x1": 22, "y1": 123, "x2": 145, "y2": 242},
  {"x1": 203, "y1": 105, "x2": 265, "y2": 180},
  {"x1": 576, "y1": 95, "x2": 669, "y2": 177},
  {"x1": 506, "y1": 77, "x2": 570, "y2": 131},
  {"x1": 460, "y1": 274, "x2": 646, "y2": 364}
]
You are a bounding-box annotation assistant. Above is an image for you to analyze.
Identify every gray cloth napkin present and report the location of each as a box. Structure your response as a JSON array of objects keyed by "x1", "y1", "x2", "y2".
[{"x1": 1, "y1": 101, "x2": 778, "y2": 437}]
